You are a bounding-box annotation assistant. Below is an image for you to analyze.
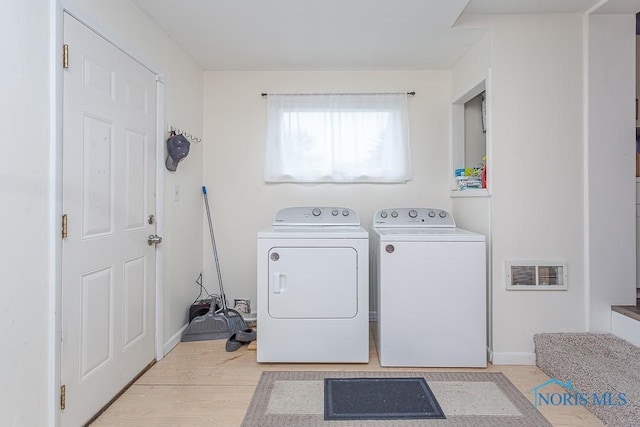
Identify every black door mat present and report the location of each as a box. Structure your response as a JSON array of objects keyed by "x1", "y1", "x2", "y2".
[{"x1": 324, "y1": 377, "x2": 446, "y2": 421}]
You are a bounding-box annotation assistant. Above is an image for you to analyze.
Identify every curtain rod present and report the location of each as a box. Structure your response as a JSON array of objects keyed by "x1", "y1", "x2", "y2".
[{"x1": 261, "y1": 91, "x2": 415, "y2": 97}]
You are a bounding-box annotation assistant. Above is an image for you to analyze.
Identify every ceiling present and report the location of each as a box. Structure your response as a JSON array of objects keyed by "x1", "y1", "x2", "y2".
[{"x1": 131, "y1": 0, "x2": 640, "y2": 71}]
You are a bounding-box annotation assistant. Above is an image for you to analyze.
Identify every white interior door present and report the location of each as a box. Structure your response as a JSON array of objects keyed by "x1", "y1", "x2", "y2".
[{"x1": 61, "y1": 13, "x2": 157, "y2": 426}]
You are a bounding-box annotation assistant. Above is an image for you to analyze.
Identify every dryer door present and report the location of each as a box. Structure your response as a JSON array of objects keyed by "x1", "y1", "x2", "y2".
[{"x1": 268, "y1": 247, "x2": 358, "y2": 318}]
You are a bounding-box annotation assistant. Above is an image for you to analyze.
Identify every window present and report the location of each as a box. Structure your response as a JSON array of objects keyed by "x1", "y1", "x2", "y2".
[{"x1": 265, "y1": 93, "x2": 411, "y2": 183}]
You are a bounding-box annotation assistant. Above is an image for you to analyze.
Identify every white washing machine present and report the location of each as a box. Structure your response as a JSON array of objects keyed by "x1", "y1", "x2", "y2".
[
  {"x1": 370, "y1": 208, "x2": 486, "y2": 367},
  {"x1": 257, "y1": 207, "x2": 369, "y2": 363}
]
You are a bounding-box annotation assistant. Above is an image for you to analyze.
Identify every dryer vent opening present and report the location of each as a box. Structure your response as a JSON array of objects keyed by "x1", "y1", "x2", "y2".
[{"x1": 505, "y1": 261, "x2": 567, "y2": 290}]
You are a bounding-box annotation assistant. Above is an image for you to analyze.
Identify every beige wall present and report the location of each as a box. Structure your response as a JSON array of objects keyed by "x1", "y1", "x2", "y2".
[
  {"x1": 586, "y1": 14, "x2": 636, "y2": 330},
  {"x1": 490, "y1": 15, "x2": 586, "y2": 360},
  {"x1": 202, "y1": 70, "x2": 453, "y2": 305},
  {"x1": 452, "y1": 31, "x2": 491, "y2": 100},
  {"x1": 0, "y1": 1, "x2": 52, "y2": 424}
]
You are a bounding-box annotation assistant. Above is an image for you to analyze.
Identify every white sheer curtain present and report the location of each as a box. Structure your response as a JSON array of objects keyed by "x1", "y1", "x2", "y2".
[{"x1": 265, "y1": 93, "x2": 411, "y2": 183}]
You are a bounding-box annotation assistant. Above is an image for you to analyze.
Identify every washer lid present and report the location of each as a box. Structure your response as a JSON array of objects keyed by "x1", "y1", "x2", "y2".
[
  {"x1": 372, "y1": 227, "x2": 485, "y2": 242},
  {"x1": 259, "y1": 225, "x2": 368, "y2": 239},
  {"x1": 273, "y1": 207, "x2": 360, "y2": 226}
]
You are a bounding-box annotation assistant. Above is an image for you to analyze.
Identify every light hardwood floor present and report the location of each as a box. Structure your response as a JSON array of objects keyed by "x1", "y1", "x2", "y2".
[{"x1": 92, "y1": 336, "x2": 603, "y2": 426}]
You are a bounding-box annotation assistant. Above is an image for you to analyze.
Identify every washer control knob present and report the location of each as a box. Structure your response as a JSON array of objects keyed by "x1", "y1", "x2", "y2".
[
  {"x1": 428, "y1": 210, "x2": 436, "y2": 218},
  {"x1": 342, "y1": 209, "x2": 349, "y2": 216},
  {"x1": 332, "y1": 209, "x2": 339, "y2": 216},
  {"x1": 312, "y1": 207, "x2": 321, "y2": 217},
  {"x1": 391, "y1": 211, "x2": 398, "y2": 218},
  {"x1": 408, "y1": 209, "x2": 418, "y2": 218},
  {"x1": 439, "y1": 211, "x2": 447, "y2": 218},
  {"x1": 380, "y1": 211, "x2": 388, "y2": 218},
  {"x1": 385, "y1": 244, "x2": 395, "y2": 253}
]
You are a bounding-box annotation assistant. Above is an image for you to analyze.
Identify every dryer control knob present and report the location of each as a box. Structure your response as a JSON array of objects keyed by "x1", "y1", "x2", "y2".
[
  {"x1": 342, "y1": 210, "x2": 349, "y2": 216},
  {"x1": 439, "y1": 211, "x2": 447, "y2": 218},
  {"x1": 385, "y1": 244, "x2": 395, "y2": 253},
  {"x1": 428, "y1": 210, "x2": 436, "y2": 218},
  {"x1": 408, "y1": 209, "x2": 418, "y2": 218},
  {"x1": 332, "y1": 209, "x2": 339, "y2": 216},
  {"x1": 391, "y1": 211, "x2": 398, "y2": 218},
  {"x1": 380, "y1": 211, "x2": 388, "y2": 218},
  {"x1": 312, "y1": 207, "x2": 321, "y2": 217}
]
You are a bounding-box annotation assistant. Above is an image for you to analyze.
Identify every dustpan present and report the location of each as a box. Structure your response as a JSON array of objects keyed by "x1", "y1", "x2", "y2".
[
  {"x1": 181, "y1": 303, "x2": 245, "y2": 341},
  {"x1": 182, "y1": 186, "x2": 246, "y2": 342}
]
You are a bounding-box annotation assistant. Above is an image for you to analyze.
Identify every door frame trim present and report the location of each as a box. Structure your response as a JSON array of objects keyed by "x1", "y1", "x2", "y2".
[{"x1": 51, "y1": 3, "x2": 165, "y2": 425}]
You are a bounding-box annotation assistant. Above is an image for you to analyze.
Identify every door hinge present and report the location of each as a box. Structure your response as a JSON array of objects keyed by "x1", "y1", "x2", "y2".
[
  {"x1": 60, "y1": 384, "x2": 66, "y2": 410},
  {"x1": 61, "y1": 214, "x2": 68, "y2": 239},
  {"x1": 63, "y1": 44, "x2": 69, "y2": 69}
]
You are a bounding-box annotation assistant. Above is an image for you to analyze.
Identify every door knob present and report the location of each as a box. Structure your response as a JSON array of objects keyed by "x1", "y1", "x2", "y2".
[{"x1": 147, "y1": 234, "x2": 163, "y2": 246}]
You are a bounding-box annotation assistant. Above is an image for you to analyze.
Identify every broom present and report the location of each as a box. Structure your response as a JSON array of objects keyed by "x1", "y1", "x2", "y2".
[{"x1": 182, "y1": 186, "x2": 246, "y2": 341}]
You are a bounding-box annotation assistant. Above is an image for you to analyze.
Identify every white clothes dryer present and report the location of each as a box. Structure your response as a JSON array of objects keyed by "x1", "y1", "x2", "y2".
[
  {"x1": 370, "y1": 208, "x2": 486, "y2": 367},
  {"x1": 257, "y1": 207, "x2": 369, "y2": 363}
]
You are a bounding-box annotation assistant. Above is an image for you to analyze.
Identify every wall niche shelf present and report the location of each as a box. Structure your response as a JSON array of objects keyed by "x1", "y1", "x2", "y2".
[
  {"x1": 452, "y1": 76, "x2": 488, "y2": 193},
  {"x1": 450, "y1": 189, "x2": 490, "y2": 198}
]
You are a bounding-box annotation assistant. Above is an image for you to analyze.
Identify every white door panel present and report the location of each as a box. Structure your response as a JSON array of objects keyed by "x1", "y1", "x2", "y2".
[
  {"x1": 80, "y1": 266, "x2": 113, "y2": 378},
  {"x1": 378, "y1": 241, "x2": 486, "y2": 366},
  {"x1": 268, "y1": 247, "x2": 358, "y2": 318},
  {"x1": 61, "y1": 13, "x2": 157, "y2": 426}
]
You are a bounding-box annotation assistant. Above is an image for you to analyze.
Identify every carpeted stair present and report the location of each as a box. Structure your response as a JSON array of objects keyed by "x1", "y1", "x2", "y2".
[{"x1": 534, "y1": 333, "x2": 640, "y2": 426}]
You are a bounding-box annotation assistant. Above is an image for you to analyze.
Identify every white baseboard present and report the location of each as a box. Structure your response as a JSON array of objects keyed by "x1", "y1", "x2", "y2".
[
  {"x1": 612, "y1": 311, "x2": 640, "y2": 347},
  {"x1": 491, "y1": 352, "x2": 536, "y2": 365},
  {"x1": 163, "y1": 323, "x2": 189, "y2": 356}
]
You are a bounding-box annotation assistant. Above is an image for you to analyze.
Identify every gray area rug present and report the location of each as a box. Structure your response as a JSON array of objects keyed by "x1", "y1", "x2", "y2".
[
  {"x1": 535, "y1": 333, "x2": 640, "y2": 426},
  {"x1": 241, "y1": 371, "x2": 551, "y2": 426}
]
